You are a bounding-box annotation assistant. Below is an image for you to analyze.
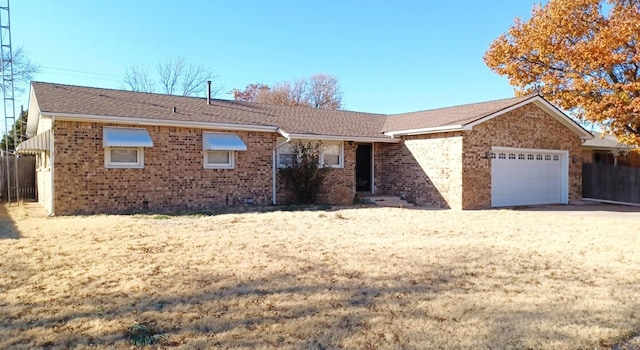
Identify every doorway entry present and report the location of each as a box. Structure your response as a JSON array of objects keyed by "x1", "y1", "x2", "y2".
[{"x1": 355, "y1": 144, "x2": 372, "y2": 192}]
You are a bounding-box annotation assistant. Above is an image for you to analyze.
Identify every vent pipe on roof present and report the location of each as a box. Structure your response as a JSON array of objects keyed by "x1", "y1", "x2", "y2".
[{"x1": 207, "y1": 80, "x2": 211, "y2": 105}]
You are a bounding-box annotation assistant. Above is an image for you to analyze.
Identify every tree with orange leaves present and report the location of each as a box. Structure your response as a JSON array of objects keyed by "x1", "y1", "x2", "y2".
[{"x1": 484, "y1": 0, "x2": 640, "y2": 145}]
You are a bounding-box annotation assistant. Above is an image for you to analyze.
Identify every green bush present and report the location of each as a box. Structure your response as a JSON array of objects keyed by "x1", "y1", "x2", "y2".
[{"x1": 280, "y1": 141, "x2": 332, "y2": 204}]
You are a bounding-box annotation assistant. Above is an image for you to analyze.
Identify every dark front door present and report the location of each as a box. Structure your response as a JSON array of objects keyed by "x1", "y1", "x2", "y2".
[{"x1": 355, "y1": 144, "x2": 372, "y2": 192}]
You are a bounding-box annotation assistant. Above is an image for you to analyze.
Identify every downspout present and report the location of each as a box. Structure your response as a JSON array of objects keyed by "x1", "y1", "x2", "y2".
[
  {"x1": 272, "y1": 136, "x2": 291, "y2": 205},
  {"x1": 49, "y1": 116, "x2": 55, "y2": 216}
]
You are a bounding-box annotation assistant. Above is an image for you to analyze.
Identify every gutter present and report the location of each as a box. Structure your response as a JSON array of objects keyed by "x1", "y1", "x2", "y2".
[
  {"x1": 384, "y1": 124, "x2": 466, "y2": 137},
  {"x1": 272, "y1": 131, "x2": 291, "y2": 205},
  {"x1": 44, "y1": 113, "x2": 278, "y2": 133}
]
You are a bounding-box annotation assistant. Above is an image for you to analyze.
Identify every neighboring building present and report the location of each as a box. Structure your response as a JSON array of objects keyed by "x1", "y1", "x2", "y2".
[
  {"x1": 581, "y1": 131, "x2": 639, "y2": 167},
  {"x1": 17, "y1": 82, "x2": 593, "y2": 215}
]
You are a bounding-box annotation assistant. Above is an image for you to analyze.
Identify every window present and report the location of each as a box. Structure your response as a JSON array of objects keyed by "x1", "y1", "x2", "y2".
[
  {"x1": 277, "y1": 138, "x2": 344, "y2": 168},
  {"x1": 527, "y1": 154, "x2": 534, "y2": 160},
  {"x1": 545, "y1": 155, "x2": 551, "y2": 161},
  {"x1": 553, "y1": 155, "x2": 560, "y2": 161},
  {"x1": 518, "y1": 154, "x2": 525, "y2": 160},
  {"x1": 498, "y1": 153, "x2": 506, "y2": 159},
  {"x1": 205, "y1": 150, "x2": 234, "y2": 169},
  {"x1": 536, "y1": 155, "x2": 543, "y2": 160},
  {"x1": 508, "y1": 153, "x2": 516, "y2": 159},
  {"x1": 103, "y1": 127, "x2": 153, "y2": 169},
  {"x1": 105, "y1": 147, "x2": 144, "y2": 168},
  {"x1": 321, "y1": 142, "x2": 342, "y2": 167},
  {"x1": 202, "y1": 132, "x2": 246, "y2": 169},
  {"x1": 278, "y1": 143, "x2": 296, "y2": 168}
]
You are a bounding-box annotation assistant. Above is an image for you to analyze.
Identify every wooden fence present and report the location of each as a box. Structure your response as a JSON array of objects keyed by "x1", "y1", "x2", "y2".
[
  {"x1": 582, "y1": 163, "x2": 640, "y2": 204},
  {"x1": 0, "y1": 156, "x2": 37, "y2": 202}
]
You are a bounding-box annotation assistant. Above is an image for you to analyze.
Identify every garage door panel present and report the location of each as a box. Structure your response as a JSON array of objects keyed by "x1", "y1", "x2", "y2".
[{"x1": 491, "y1": 149, "x2": 566, "y2": 207}]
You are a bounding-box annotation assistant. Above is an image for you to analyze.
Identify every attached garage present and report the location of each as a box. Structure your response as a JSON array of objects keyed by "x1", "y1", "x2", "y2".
[{"x1": 491, "y1": 147, "x2": 569, "y2": 207}]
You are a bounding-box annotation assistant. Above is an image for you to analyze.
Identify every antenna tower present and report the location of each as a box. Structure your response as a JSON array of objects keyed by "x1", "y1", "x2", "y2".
[{"x1": 0, "y1": 0, "x2": 18, "y2": 204}]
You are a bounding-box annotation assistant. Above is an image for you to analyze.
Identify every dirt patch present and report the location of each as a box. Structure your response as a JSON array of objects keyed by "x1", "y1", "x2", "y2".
[{"x1": 1, "y1": 203, "x2": 639, "y2": 349}]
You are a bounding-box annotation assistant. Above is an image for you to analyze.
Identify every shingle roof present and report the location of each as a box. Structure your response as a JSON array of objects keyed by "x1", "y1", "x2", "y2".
[
  {"x1": 383, "y1": 94, "x2": 536, "y2": 132},
  {"x1": 582, "y1": 131, "x2": 631, "y2": 150},
  {"x1": 30, "y1": 82, "x2": 586, "y2": 140},
  {"x1": 31, "y1": 82, "x2": 389, "y2": 139}
]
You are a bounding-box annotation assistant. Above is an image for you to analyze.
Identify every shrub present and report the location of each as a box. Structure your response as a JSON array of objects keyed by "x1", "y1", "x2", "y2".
[
  {"x1": 280, "y1": 141, "x2": 332, "y2": 204},
  {"x1": 126, "y1": 322, "x2": 166, "y2": 346}
]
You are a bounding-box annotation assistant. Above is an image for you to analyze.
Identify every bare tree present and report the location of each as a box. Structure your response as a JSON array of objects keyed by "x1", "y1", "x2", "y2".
[
  {"x1": 122, "y1": 65, "x2": 155, "y2": 93},
  {"x1": 1, "y1": 47, "x2": 39, "y2": 93},
  {"x1": 122, "y1": 57, "x2": 220, "y2": 97},
  {"x1": 289, "y1": 79, "x2": 308, "y2": 106},
  {"x1": 232, "y1": 73, "x2": 343, "y2": 109},
  {"x1": 156, "y1": 57, "x2": 184, "y2": 95}
]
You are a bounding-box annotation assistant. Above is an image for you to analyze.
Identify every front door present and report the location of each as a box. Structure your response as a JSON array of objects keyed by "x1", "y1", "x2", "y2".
[{"x1": 355, "y1": 144, "x2": 372, "y2": 192}]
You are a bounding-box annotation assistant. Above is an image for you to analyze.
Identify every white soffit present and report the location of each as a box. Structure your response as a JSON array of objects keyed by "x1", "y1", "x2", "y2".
[
  {"x1": 103, "y1": 127, "x2": 153, "y2": 148},
  {"x1": 203, "y1": 133, "x2": 247, "y2": 151}
]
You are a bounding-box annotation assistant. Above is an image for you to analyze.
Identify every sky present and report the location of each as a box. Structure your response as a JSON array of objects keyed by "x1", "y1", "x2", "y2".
[{"x1": 11, "y1": 1, "x2": 542, "y2": 118}]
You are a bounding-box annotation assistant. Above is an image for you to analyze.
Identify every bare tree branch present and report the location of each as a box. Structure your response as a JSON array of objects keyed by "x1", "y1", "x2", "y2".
[
  {"x1": 122, "y1": 57, "x2": 220, "y2": 97},
  {"x1": 122, "y1": 65, "x2": 155, "y2": 93},
  {"x1": 1, "y1": 47, "x2": 39, "y2": 94}
]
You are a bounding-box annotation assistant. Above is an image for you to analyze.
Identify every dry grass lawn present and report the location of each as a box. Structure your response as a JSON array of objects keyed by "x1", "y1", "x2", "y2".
[{"x1": 1, "y1": 203, "x2": 639, "y2": 349}]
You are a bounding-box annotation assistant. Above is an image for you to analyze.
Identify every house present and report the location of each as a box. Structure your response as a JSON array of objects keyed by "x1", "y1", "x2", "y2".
[
  {"x1": 581, "y1": 131, "x2": 639, "y2": 167},
  {"x1": 17, "y1": 82, "x2": 593, "y2": 215}
]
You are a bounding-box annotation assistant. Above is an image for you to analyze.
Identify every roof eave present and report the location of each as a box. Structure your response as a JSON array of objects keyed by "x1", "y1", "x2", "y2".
[
  {"x1": 26, "y1": 85, "x2": 41, "y2": 137},
  {"x1": 463, "y1": 95, "x2": 593, "y2": 140},
  {"x1": 45, "y1": 112, "x2": 279, "y2": 133},
  {"x1": 280, "y1": 130, "x2": 399, "y2": 143},
  {"x1": 384, "y1": 125, "x2": 466, "y2": 137}
]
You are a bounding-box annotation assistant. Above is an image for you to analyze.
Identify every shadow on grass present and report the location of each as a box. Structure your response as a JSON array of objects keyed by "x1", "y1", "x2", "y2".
[
  {"x1": 0, "y1": 203, "x2": 21, "y2": 239},
  {"x1": 2, "y1": 246, "x2": 639, "y2": 349}
]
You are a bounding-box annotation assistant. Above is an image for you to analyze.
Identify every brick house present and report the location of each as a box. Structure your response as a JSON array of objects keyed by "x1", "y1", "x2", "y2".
[{"x1": 17, "y1": 82, "x2": 592, "y2": 215}]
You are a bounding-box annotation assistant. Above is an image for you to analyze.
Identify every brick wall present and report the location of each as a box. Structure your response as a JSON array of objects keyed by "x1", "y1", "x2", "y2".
[
  {"x1": 53, "y1": 121, "x2": 277, "y2": 215},
  {"x1": 462, "y1": 104, "x2": 583, "y2": 209},
  {"x1": 377, "y1": 133, "x2": 463, "y2": 208},
  {"x1": 276, "y1": 141, "x2": 356, "y2": 206}
]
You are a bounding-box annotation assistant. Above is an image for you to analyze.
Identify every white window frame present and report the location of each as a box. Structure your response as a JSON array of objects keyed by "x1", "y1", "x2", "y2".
[
  {"x1": 276, "y1": 138, "x2": 344, "y2": 169},
  {"x1": 104, "y1": 147, "x2": 144, "y2": 169},
  {"x1": 320, "y1": 141, "x2": 343, "y2": 168},
  {"x1": 204, "y1": 150, "x2": 236, "y2": 169}
]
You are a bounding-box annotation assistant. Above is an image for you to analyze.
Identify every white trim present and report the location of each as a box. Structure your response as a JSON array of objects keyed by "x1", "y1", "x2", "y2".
[
  {"x1": 45, "y1": 112, "x2": 278, "y2": 133},
  {"x1": 104, "y1": 147, "x2": 145, "y2": 169},
  {"x1": 384, "y1": 125, "x2": 465, "y2": 137},
  {"x1": 26, "y1": 85, "x2": 41, "y2": 137},
  {"x1": 465, "y1": 96, "x2": 593, "y2": 140},
  {"x1": 282, "y1": 131, "x2": 399, "y2": 143},
  {"x1": 204, "y1": 150, "x2": 235, "y2": 169}
]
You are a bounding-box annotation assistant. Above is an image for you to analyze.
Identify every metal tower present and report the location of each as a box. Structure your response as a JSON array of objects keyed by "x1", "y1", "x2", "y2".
[{"x1": 0, "y1": 0, "x2": 18, "y2": 204}]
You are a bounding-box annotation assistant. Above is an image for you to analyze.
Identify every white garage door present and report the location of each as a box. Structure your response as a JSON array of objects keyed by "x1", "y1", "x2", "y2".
[{"x1": 491, "y1": 147, "x2": 569, "y2": 207}]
